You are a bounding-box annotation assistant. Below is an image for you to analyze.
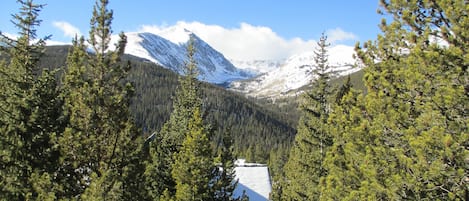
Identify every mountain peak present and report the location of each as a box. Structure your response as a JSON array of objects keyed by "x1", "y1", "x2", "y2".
[{"x1": 125, "y1": 31, "x2": 252, "y2": 84}]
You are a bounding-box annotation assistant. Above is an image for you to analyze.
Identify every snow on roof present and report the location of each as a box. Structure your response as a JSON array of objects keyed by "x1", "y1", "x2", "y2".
[{"x1": 234, "y1": 159, "x2": 272, "y2": 201}]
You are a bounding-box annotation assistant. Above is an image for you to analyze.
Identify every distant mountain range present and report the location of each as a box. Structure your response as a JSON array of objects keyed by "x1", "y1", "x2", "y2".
[
  {"x1": 228, "y1": 45, "x2": 360, "y2": 98},
  {"x1": 123, "y1": 27, "x2": 360, "y2": 98}
]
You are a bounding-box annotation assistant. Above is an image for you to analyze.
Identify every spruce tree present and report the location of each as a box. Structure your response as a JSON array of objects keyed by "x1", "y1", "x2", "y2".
[
  {"x1": 320, "y1": 85, "x2": 365, "y2": 200},
  {"x1": 281, "y1": 33, "x2": 334, "y2": 200},
  {"x1": 145, "y1": 36, "x2": 203, "y2": 199},
  {"x1": 161, "y1": 35, "x2": 202, "y2": 151},
  {"x1": 213, "y1": 127, "x2": 239, "y2": 201},
  {"x1": 172, "y1": 107, "x2": 216, "y2": 201},
  {"x1": 268, "y1": 144, "x2": 289, "y2": 201},
  {"x1": 171, "y1": 37, "x2": 216, "y2": 201},
  {"x1": 0, "y1": 0, "x2": 62, "y2": 199},
  {"x1": 145, "y1": 130, "x2": 177, "y2": 200}
]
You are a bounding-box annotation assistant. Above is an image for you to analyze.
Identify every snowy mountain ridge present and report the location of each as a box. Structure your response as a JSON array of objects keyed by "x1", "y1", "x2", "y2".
[
  {"x1": 125, "y1": 30, "x2": 252, "y2": 84},
  {"x1": 228, "y1": 45, "x2": 360, "y2": 98}
]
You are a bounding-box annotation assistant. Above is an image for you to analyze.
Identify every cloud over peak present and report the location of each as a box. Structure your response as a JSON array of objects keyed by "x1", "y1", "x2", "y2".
[
  {"x1": 138, "y1": 21, "x2": 319, "y2": 61},
  {"x1": 326, "y1": 28, "x2": 358, "y2": 43},
  {"x1": 52, "y1": 21, "x2": 82, "y2": 38},
  {"x1": 48, "y1": 20, "x2": 358, "y2": 62}
]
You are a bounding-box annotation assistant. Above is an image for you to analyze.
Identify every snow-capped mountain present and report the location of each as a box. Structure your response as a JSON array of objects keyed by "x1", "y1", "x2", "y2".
[
  {"x1": 228, "y1": 45, "x2": 361, "y2": 98},
  {"x1": 125, "y1": 30, "x2": 252, "y2": 84}
]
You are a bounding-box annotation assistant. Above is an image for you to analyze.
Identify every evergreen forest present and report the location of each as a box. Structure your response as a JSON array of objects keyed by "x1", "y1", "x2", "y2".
[{"x1": 0, "y1": 0, "x2": 467, "y2": 200}]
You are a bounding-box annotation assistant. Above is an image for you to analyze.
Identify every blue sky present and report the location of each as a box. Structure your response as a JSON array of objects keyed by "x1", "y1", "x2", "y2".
[{"x1": 1, "y1": 1, "x2": 384, "y2": 60}]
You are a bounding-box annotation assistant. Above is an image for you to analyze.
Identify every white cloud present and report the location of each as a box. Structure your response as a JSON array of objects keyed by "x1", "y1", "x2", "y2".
[
  {"x1": 52, "y1": 21, "x2": 82, "y2": 38},
  {"x1": 1, "y1": 32, "x2": 18, "y2": 40},
  {"x1": 1, "y1": 32, "x2": 69, "y2": 46},
  {"x1": 46, "y1": 40, "x2": 71, "y2": 46},
  {"x1": 326, "y1": 28, "x2": 358, "y2": 43},
  {"x1": 138, "y1": 21, "x2": 317, "y2": 61}
]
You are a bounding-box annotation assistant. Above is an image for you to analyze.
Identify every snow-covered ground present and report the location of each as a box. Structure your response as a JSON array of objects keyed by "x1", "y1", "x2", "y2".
[{"x1": 234, "y1": 159, "x2": 272, "y2": 201}]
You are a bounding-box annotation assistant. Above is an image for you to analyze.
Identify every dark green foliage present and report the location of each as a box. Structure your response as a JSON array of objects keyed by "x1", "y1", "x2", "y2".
[
  {"x1": 144, "y1": 130, "x2": 176, "y2": 200},
  {"x1": 162, "y1": 37, "x2": 202, "y2": 153},
  {"x1": 57, "y1": 37, "x2": 93, "y2": 197},
  {"x1": 320, "y1": 83, "x2": 362, "y2": 200},
  {"x1": 320, "y1": 0, "x2": 469, "y2": 200},
  {"x1": 281, "y1": 33, "x2": 335, "y2": 200},
  {"x1": 172, "y1": 107, "x2": 216, "y2": 201},
  {"x1": 146, "y1": 37, "x2": 204, "y2": 199},
  {"x1": 0, "y1": 1, "x2": 63, "y2": 199},
  {"x1": 329, "y1": 69, "x2": 365, "y2": 93},
  {"x1": 145, "y1": 38, "x2": 219, "y2": 201},
  {"x1": 58, "y1": 0, "x2": 141, "y2": 199},
  {"x1": 213, "y1": 127, "x2": 239, "y2": 201},
  {"x1": 267, "y1": 144, "x2": 289, "y2": 201}
]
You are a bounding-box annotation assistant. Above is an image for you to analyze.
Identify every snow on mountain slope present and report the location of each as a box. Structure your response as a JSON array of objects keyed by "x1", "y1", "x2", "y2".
[
  {"x1": 229, "y1": 45, "x2": 360, "y2": 98},
  {"x1": 125, "y1": 30, "x2": 252, "y2": 84},
  {"x1": 230, "y1": 59, "x2": 283, "y2": 75},
  {"x1": 126, "y1": 32, "x2": 185, "y2": 71}
]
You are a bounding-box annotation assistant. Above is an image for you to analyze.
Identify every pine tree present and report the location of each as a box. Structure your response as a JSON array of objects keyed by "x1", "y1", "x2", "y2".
[
  {"x1": 26, "y1": 68, "x2": 64, "y2": 199},
  {"x1": 58, "y1": 36, "x2": 92, "y2": 197},
  {"x1": 281, "y1": 33, "x2": 335, "y2": 200},
  {"x1": 357, "y1": 0, "x2": 467, "y2": 199},
  {"x1": 321, "y1": 0, "x2": 468, "y2": 199},
  {"x1": 121, "y1": 138, "x2": 148, "y2": 201},
  {"x1": 335, "y1": 75, "x2": 353, "y2": 104},
  {"x1": 59, "y1": 0, "x2": 140, "y2": 199},
  {"x1": 86, "y1": 1, "x2": 136, "y2": 178},
  {"x1": 0, "y1": 0, "x2": 62, "y2": 199}
]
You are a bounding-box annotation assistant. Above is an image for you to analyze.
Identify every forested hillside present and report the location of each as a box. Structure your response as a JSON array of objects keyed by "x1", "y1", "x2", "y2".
[{"x1": 36, "y1": 45, "x2": 296, "y2": 162}]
